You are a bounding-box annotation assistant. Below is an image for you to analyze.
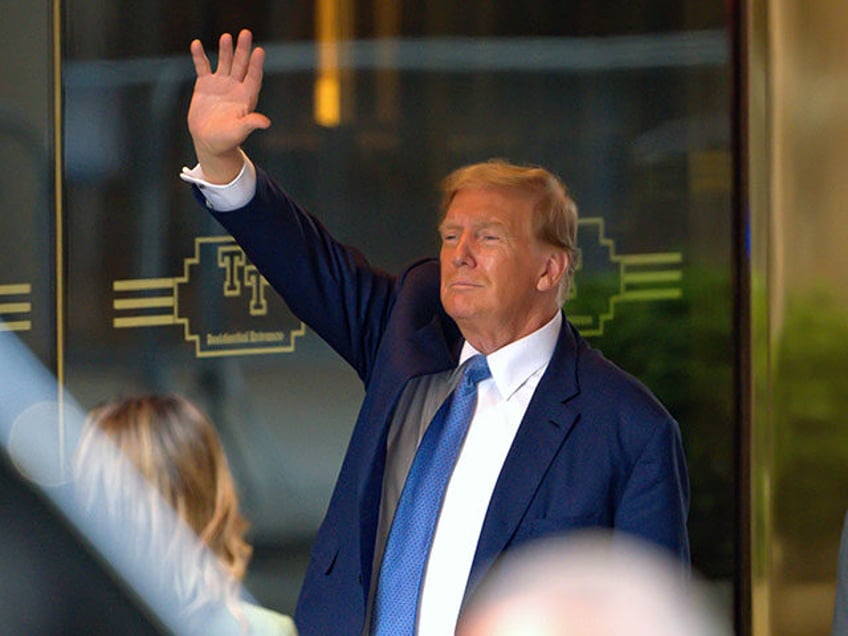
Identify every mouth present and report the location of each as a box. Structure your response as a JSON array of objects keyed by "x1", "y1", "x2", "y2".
[{"x1": 446, "y1": 280, "x2": 482, "y2": 290}]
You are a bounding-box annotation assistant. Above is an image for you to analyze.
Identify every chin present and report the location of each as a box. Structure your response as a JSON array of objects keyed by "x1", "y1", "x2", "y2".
[
  {"x1": 446, "y1": 308, "x2": 481, "y2": 331},
  {"x1": 444, "y1": 293, "x2": 492, "y2": 328}
]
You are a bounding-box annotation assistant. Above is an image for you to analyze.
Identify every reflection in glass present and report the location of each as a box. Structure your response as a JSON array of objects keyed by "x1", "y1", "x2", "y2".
[{"x1": 59, "y1": 0, "x2": 735, "y2": 624}]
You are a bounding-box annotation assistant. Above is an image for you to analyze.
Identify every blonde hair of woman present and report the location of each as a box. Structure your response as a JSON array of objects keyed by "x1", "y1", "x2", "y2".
[{"x1": 74, "y1": 394, "x2": 295, "y2": 635}]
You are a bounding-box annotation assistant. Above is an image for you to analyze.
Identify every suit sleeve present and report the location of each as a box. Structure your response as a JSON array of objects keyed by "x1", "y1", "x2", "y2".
[
  {"x1": 202, "y1": 168, "x2": 397, "y2": 384},
  {"x1": 613, "y1": 409, "x2": 690, "y2": 566}
]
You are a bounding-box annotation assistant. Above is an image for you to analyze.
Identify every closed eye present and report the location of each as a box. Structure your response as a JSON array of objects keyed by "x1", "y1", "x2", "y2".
[{"x1": 478, "y1": 228, "x2": 506, "y2": 242}]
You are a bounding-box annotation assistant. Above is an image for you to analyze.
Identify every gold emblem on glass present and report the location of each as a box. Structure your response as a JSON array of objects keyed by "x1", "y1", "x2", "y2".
[
  {"x1": 568, "y1": 217, "x2": 683, "y2": 337},
  {"x1": 112, "y1": 236, "x2": 305, "y2": 357},
  {"x1": 0, "y1": 283, "x2": 33, "y2": 332}
]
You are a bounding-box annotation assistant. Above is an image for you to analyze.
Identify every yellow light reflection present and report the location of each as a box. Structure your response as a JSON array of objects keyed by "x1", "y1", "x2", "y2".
[{"x1": 315, "y1": 0, "x2": 353, "y2": 127}]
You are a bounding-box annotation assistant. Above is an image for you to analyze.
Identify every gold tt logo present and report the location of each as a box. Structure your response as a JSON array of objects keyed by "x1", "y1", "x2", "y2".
[
  {"x1": 111, "y1": 236, "x2": 305, "y2": 357},
  {"x1": 217, "y1": 245, "x2": 269, "y2": 315}
]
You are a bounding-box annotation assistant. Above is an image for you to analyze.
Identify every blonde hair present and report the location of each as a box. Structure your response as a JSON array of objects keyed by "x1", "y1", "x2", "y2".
[
  {"x1": 74, "y1": 394, "x2": 252, "y2": 621},
  {"x1": 440, "y1": 159, "x2": 580, "y2": 303}
]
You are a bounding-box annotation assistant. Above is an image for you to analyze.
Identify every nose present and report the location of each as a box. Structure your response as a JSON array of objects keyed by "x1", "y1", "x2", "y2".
[{"x1": 451, "y1": 233, "x2": 475, "y2": 268}]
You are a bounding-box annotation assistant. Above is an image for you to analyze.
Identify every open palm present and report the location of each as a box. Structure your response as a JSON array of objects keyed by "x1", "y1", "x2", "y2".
[{"x1": 188, "y1": 29, "x2": 270, "y2": 159}]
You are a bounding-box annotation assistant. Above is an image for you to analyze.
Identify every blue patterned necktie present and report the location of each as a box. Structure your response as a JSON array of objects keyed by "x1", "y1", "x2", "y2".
[{"x1": 371, "y1": 354, "x2": 491, "y2": 635}]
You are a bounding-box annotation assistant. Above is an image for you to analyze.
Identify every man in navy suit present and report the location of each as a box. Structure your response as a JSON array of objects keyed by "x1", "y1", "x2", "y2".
[{"x1": 183, "y1": 29, "x2": 689, "y2": 636}]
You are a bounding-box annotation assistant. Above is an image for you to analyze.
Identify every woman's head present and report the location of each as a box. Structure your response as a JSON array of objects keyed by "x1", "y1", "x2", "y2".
[{"x1": 76, "y1": 394, "x2": 251, "y2": 580}]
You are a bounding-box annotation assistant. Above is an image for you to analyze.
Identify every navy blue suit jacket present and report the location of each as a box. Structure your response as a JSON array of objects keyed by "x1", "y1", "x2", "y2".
[{"x1": 206, "y1": 169, "x2": 690, "y2": 636}]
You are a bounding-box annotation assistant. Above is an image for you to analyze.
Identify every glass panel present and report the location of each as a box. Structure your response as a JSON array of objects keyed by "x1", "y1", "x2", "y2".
[
  {"x1": 1, "y1": 2, "x2": 160, "y2": 632},
  {"x1": 747, "y1": 1, "x2": 848, "y2": 634},
  {"x1": 0, "y1": 1, "x2": 54, "y2": 363},
  {"x1": 61, "y1": 0, "x2": 737, "y2": 625}
]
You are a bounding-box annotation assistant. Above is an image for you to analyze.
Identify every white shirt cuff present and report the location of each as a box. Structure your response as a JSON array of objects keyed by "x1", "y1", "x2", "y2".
[{"x1": 179, "y1": 149, "x2": 257, "y2": 212}]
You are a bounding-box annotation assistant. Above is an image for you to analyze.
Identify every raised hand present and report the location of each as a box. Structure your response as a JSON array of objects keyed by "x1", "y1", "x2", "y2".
[{"x1": 187, "y1": 29, "x2": 270, "y2": 183}]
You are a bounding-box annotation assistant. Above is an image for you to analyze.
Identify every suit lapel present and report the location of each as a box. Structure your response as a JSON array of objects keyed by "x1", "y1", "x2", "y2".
[
  {"x1": 365, "y1": 309, "x2": 461, "y2": 428},
  {"x1": 357, "y1": 309, "x2": 461, "y2": 599},
  {"x1": 359, "y1": 310, "x2": 461, "y2": 495},
  {"x1": 468, "y1": 318, "x2": 582, "y2": 588},
  {"x1": 409, "y1": 310, "x2": 463, "y2": 369}
]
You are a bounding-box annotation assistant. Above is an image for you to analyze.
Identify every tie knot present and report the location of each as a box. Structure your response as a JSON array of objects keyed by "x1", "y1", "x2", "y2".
[{"x1": 462, "y1": 354, "x2": 491, "y2": 387}]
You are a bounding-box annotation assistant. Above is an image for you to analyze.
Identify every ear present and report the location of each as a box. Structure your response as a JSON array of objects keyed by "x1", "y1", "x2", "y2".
[{"x1": 536, "y1": 251, "x2": 567, "y2": 293}]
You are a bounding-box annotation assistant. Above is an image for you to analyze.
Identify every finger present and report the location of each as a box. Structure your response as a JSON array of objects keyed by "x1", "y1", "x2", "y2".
[
  {"x1": 217, "y1": 32, "x2": 234, "y2": 75},
  {"x1": 231, "y1": 29, "x2": 253, "y2": 81},
  {"x1": 245, "y1": 46, "x2": 266, "y2": 95},
  {"x1": 190, "y1": 39, "x2": 211, "y2": 76}
]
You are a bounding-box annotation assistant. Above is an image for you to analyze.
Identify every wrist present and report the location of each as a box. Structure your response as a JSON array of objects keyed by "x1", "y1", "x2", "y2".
[{"x1": 194, "y1": 145, "x2": 244, "y2": 185}]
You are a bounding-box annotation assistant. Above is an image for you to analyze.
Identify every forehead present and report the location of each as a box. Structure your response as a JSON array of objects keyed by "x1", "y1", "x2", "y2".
[{"x1": 442, "y1": 186, "x2": 537, "y2": 225}]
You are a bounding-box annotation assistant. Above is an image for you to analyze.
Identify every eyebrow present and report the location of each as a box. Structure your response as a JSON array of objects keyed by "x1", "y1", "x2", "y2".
[{"x1": 438, "y1": 219, "x2": 509, "y2": 234}]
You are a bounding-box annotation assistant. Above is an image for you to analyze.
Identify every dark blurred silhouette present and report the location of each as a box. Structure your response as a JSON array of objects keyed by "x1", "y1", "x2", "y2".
[{"x1": 833, "y1": 511, "x2": 848, "y2": 635}]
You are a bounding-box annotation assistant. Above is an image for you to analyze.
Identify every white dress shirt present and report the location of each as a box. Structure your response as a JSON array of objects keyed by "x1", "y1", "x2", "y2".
[
  {"x1": 417, "y1": 312, "x2": 561, "y2": 635},
  {"x1": 179, "y1": 150, "x2": 255, "y2": 211}
]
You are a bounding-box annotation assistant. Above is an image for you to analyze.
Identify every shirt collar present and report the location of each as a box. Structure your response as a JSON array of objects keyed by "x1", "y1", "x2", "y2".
[{"x1": 459, "y1": 311, "x2": 562, "y2": 400}]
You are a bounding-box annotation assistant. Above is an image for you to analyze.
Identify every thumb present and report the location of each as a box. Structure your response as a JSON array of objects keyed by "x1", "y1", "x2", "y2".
[{"x1": 243, "y1": 112, "x2": 271, "y2": 132}]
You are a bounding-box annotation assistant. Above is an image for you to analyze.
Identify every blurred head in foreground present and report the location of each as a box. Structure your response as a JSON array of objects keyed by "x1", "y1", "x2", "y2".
[
  {"x1": 457, "y1": 531, "x2": 730, "y2": 636},
  {"x1": 73, "y1": 394, "x2": 252, "y2": 630}
]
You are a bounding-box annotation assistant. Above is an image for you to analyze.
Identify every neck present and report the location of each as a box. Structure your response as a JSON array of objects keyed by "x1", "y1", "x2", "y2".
[{"x1": 459, "y1": 308, "x2": 560, "y2": 355}]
